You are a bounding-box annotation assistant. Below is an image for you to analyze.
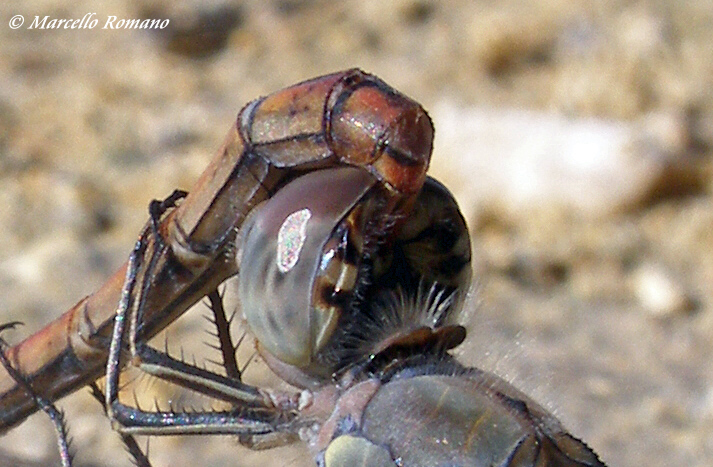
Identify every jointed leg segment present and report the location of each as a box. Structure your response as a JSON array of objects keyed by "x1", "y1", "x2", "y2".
[
  {"x1": 0, "y1": 322, "x2": 73, "y2": 467},
  {"x1": 103, "y1": 193, "x2": 296, "y2": 441}
]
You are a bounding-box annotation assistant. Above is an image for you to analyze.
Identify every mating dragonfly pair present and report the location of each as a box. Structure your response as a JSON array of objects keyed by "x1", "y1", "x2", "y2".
[{"x1": 0, "y1": 69, "x2": 607, "y2": 466}]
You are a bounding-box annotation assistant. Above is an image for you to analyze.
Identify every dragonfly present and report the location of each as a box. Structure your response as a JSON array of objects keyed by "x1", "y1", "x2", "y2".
[{"x1": 0, "y1": 69, "x2": 607, "y2": 466}]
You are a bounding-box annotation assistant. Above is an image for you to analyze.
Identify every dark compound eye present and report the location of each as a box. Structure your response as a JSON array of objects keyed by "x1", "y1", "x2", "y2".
[{"x1": 235, "y1": 168, "x2": 376, "y2": 370}]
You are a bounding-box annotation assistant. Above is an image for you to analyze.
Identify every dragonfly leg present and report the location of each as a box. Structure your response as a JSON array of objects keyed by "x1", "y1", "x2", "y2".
[
  {"x1": 103, "y1": 193, "x2": 297, "y2": 443},
  {"x1": 105, "y1": 240, "x2": 287, "y2": 439},
  {"x1": 118, "y1": 342, "x2": 301, "y2": 450},
  {"x1": 148, "y1": 189, "x2": 188, "y2": 237},
  {"x1": 105, "y1": 188, "x2": 190, "y2": 421},
  {"x1": 87, "y1": 383, "x2": 153, "y2": 467},
  {"x1": 124, "y1": 288, "x2": 271, "y2": 407},
  {"x1": 0, "y1": 322, "x2": 73, "y2": 467},
  {"x1": 203, "y1": 289, "x2": 241, "y2": 380}
]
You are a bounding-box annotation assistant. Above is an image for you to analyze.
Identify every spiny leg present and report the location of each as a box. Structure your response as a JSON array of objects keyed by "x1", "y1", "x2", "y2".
[
  {"x1": 88, "y1": 383, "x2": 152, "y2": 467},
  {"x1": 0, "y1": 191, "x2": 189, "y2": 465},
  {"x1": 0, "y1": 322, "x2": 73, "y2": 467},
  {"x1": 112, "y1": 289, "x2": 301, "y2": 447},
  {"x1": 107, "y1": 282, "x2": 289, "y2": 438},
  {"x1": 105, "y1": 218, "x2": 151, "y2": 421},
  {"x1": 123, "y1": 344, "x2": 267, "y2": 406},
  {"x1": 130, "y1": 189, "x2": 188, "y2": 358},
  {"x1": 105, "y1": 194, "x2": 293, "y2": 442},
  {"x1": 204, "y1": 289, "x2": 241, "y2": 380},
  {"x1": 106, "y1": 188, "x2": 187, "y2": 421}
]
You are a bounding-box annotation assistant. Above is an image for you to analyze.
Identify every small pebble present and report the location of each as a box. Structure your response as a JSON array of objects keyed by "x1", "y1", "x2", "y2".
[{"x1": 632, "y1": 263, "x2": 694, "y2": 317}]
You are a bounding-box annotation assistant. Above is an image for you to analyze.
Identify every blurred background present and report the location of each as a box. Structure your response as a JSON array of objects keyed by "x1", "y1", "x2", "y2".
[{"x1": 0, "y1": 1, "x2": 711, "y2": 466}]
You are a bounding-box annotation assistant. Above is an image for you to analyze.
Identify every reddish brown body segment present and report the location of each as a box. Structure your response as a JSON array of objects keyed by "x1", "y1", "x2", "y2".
[{"x1": 0, "y1": 69, "x2": 433, "y2": 431}]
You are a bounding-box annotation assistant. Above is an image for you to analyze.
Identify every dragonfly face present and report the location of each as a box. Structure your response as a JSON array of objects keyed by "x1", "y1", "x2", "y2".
[{"x1": 235, "y1": 167, "x2": 472, "y2": 384}]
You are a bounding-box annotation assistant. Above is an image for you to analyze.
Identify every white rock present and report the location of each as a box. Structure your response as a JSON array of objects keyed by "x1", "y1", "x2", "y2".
[{"x1": 430, "y1": 101, "x2": 676, "y2": 222}]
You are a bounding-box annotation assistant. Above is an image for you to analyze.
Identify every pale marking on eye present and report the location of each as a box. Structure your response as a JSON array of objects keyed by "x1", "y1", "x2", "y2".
[{"x1": 277, "y1": 208, "x2": 312, "y2": 273}]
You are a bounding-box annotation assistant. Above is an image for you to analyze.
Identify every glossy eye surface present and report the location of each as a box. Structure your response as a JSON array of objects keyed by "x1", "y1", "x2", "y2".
[{"x1": 236, "y1": 167, "x2": 377, "y2": 372}]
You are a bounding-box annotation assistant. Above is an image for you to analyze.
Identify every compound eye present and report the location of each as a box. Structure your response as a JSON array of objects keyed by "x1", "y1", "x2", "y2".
[
  {"x1": 397, "y1": 176, "x2": 472, "y2": 314},
  {"x1": 236, "y1": 168, "x2": 376, "y2": 369}
]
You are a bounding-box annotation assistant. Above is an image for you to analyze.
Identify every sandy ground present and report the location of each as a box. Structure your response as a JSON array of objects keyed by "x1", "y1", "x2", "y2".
[{"x1": 0, "y1": 1, "x2": 711, "y2": 466}]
